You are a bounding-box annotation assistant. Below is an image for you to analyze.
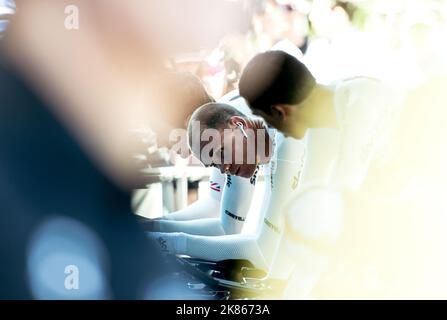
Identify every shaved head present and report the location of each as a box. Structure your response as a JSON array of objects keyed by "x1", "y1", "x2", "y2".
[{"x1": 187, "y1": 103, "x2": 245, "y2": 148}]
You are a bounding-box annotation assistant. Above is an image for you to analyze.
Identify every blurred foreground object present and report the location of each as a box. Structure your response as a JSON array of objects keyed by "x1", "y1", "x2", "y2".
[{"x1": 0, "y1": 0, "x2": 256, "y2": 299}]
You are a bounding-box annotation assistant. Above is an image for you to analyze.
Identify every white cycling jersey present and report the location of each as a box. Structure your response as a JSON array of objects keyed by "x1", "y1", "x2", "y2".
[
  {"x1": 149, "y1": 131, "x2": 306, "y2": 271},
  {"x1": 150, "y1": 90, "x2": 258, "y2": 236}
]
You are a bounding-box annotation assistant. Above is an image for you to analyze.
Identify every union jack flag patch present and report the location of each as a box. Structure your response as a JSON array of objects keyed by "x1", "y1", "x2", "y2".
[{"x1": 210, "y1": 181, "x2": 221, "y2": 192}]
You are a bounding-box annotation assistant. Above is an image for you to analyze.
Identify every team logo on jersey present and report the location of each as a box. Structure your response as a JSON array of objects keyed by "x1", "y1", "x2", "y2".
[
  {"x1": 250, "y1": 165, "x2": 260, "y2": 185},
  {"x1": 291, "y1": 174, "x2": 300, "y2": 190},
  {"x1": 224, "y1": 210, "x2": 245, "y2": 222},
  {"x1": 226, "y1": 175, "x2": 232, "y2": 188},
  {"x1": 264, "y1": 218, "x2": 280, "y2": 234},
  {"x1": 210, "y1": 181, "x2": 221, "y2": 192},
  {"x1": 291, "y1": 150, "x2": 305, "y2": 190},
  {"x1": 270, "y1": 161, "x2": 276, "y2": 190}
]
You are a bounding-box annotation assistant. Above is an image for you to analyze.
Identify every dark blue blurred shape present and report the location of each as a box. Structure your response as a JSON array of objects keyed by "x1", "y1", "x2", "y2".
[{"x1": 0, "y1": 53, "x2": 173, "y2": 299}]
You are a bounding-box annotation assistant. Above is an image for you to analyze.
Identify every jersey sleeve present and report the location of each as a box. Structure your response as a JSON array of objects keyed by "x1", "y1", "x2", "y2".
[{"x1": 164, "y1": 167, "x2": 224, "y2": 221}]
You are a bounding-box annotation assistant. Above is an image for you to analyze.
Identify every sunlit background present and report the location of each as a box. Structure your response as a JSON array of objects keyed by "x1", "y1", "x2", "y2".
[{"x1": 1, "y1": 0, "x2": 447, "y2": 299}]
